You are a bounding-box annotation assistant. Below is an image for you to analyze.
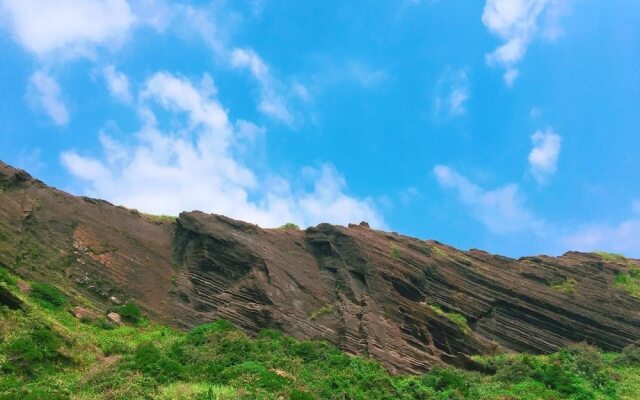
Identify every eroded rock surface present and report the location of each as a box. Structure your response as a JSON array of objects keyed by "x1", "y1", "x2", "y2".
[{"x1": 1, "y1": 160, "x2": 639, "y2": 373}]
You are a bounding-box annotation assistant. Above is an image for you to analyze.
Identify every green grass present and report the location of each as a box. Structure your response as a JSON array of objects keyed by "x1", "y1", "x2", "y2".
[
  {"x1": 308, "y1": 305, "x2": 334, "y2": 320},
  {"x1": 390, "y1": 245, "x2": 401, "y2": 259},
  {"x1": 428, "y1": 304, "x2": 471, "y2": 334},
  {"x1": 551, "y1": 278, "x2": 577, "y2": 295},
  {"x1": 595, "y1": 251, "x2": 627, "y2": 262},
  {"x1": 0, "y1": 266, "x2": 16, "y2": 286},
  {"x1": 1, "y1": 269, "x2": 640, "y2": 399},
  {"x1": 142, "y1": 213, "x2": 178, "y2": 223},
  {"x1": 615, "y1": 269, "x2": 640, "y2": 298}
]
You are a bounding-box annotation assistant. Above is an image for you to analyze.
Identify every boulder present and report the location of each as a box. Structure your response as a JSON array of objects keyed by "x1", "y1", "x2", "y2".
[
  {"x1": 70, "y1": 306, "x2": 97, "y2": 322},
  {"x1": 107, "y1": 312, "x2": 121, "y2": 324}
]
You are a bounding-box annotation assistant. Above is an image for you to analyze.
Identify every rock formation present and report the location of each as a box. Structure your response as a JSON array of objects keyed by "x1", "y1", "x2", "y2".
[{"x1": 1, "y1": 160, "x2": 639, "y2": 373}]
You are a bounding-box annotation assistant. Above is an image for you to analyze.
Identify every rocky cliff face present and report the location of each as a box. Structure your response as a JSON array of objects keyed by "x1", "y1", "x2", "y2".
[{"x1": 1, "y1": 160, "x2": 639, "y2": 373}]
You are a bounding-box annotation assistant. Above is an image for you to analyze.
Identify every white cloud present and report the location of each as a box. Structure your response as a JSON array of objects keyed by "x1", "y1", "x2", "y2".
[
  {"x1": 482, "y1": 0, "x2": 565, "y2": 85},
  {"x1": 528, "y1": 128, "x2": 561, "y2": 184},
  {"x1": 231, "y1": 48, "x2": 293, "y2": 124},
  {"x1": 562, "y1": 219, "x2": 640, "y2": 256},
  {"x1": 0, "y1": 0, "x2": 135, "y2": 58},
  {"x1": 633, "y1": 200, "x2": 640, "y2": 215},
  {"x1": 433, "y1": 68, "x2": 469, "y2": 119},
  {"x1": 434, "y1": 165, "x2": 545, "y2": 234},
  {"x1": 62, "y1": 72, "x2": 383, "y2": 228},
  {"x1": 103, "y1": 65, "x2": 132, "y2": 102},
  {"x1": 27, "y1": 71, "x2": 70, "y2": 125},
  {"x1": 346, "y1": 61, "x2": 387, "y2": 88}
]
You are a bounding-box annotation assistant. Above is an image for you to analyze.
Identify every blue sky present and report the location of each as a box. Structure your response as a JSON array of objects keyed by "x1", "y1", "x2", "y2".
[{"x1": 1, "y1": 0, "x2": 639, "y2": 257}]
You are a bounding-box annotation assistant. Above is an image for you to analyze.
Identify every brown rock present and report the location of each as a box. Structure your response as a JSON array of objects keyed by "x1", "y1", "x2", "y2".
[
  {"x1": 16, "y1": 280, "x2": 31, "y2": 294},
  {"x1": 107, "y1": 312, "x2": 121, "y2": 324},
  {"x1": 70, "y1": 306, "x2": 97, "y2": 322},
  {"x1": 1, "y1": 160, "x2": 640, "y2": 373}
]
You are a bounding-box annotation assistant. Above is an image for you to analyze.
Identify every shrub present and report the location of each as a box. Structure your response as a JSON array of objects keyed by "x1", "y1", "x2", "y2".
[
  {"x1": 421, "y1": 366, "x2": 473, "y2": 396},
  {"x1": 0, "y1": 267, "x2": 16, "y2": 286},
  {"x1": 222, "y1": 361, "x2": 291, "y2": 391},
  {"x1": 3, "y1": 327, "x2": 61, "y2": 374},
  {"x1": 185, "y1": 320, "x2": 235, "y2": 345},
  {"x1": 118, "y1": 302, "x2": 143, "y2": 324},
  {"x1": 278, "y1": 223, "x2": 300, "y2": 230},
  {"x1": 29, "y1": 283, "x2": 68, "y2": 309},
  {"x1": 616, "y1": 343, "x2": 640, "y2": 366},
  {"x1": 131, "y1": 342, "x2": 183, "y2": 382}
]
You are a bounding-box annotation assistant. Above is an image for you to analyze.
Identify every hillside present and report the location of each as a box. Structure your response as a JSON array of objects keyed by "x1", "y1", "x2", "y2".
[
  {"x1": 1, "y1": 160, "x2": 640, "y2": 376},
  {"x1": 2, "y1": 267, "x2": 640, "y2": 399}
]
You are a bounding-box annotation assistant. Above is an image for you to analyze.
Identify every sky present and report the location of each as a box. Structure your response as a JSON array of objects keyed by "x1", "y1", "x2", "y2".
[{"x1": 1, "y1": 0, "x2": 639, "y2": 258}]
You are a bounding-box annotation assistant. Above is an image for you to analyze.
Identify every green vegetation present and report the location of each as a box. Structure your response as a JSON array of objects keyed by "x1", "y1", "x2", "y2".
[
  {"x1": 0, "y1": 266, "x2": 16, "y2": 286},
  {"x1": 615, "y1": 269, "x2": 640, "y2": 298},
  {"x1": 552, "y1": 277, "x2": 577, "y2": 295},
  {"x1": 428, "y1": 304, "x2": 471, "y2": 334},
  {"x1": 309, "y1": 305, "x2": 334, "y2": 320},
  {"x1": 29, "y1": 282, "x2": 68, "y2": 309},
  {"x1": 118, "y1": 302, "x2": 144, "y2": 324},
  {"x1": 595, "y1": 251, "x2": 627, "y2": 262},
  {"x1": 1, "y1": 268, "x2": 640, "y2": 399},
  {"x1": 278, "y1": 223, "x2": 300, "y2": 230},
  {"x1": 390, "y1": 244, "x2": 401, "y2": 259},
  {"x1": 143, "y1": 213, "x2": 178, "y2": 223}
]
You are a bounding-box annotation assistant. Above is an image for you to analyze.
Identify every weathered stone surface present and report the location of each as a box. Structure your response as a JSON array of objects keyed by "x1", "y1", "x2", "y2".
[
  {"x1": 70, "y1": 306, "x2": 97, "y2": 322},
  {"x1": 107, "y1": 312, "x2": 121, "y2": 324},
  {"x1": 1, "y1": 160, "x2": 640, "y2": 373}
]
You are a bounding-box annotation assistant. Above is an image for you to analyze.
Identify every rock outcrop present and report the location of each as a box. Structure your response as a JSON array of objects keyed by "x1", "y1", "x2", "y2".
[{"x1": 1, "y1": 160, "x2": 639, "y2": 373}]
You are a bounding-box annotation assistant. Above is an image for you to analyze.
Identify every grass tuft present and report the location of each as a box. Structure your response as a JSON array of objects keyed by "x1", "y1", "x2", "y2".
[
  {"x1": 551, "y1": 278, "x2": 577, "y2": 295},
  {"x1": 428, "y1": 304, "x2": 471, "y2": 334},
  {"x1": 595, "y1": 251, "x2": 627, "y2": 262}
]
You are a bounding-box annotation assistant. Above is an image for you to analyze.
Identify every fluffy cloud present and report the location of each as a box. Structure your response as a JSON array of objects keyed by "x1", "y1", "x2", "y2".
[
  {"x1": 62, "y1": 72, "x2": 382, "y2": 228},
  {"x1": 0, "y1": 0, "x2": 135, "y2": 58},
  {"x1": 481, "y1": 0, "x2": 565, "y2": 85},
  {"x1": 103, "y1": 65, "x2": 132, "y2": 102},
  {"x1": 433, "y1": 68, "x2": 469, "y2": 119},
  {"x1": 434, "y1": 165, "x2": 545, "y2": 234},
  {"x1": 27, "y1": 71, "x2": 69, "y2": 125},
  {"x1": 528, "y1": 128, "x2": 561, "y2": 184},
  {"x1": 231, "y1": 48, "x2": 294, "y2": 124},
  {"x1": 2, "y1": 1, "x2": 298, "y2": 126}
]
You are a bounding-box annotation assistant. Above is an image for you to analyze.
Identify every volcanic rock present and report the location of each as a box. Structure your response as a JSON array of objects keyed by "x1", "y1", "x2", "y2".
[
  {"x1": 70, "y1": 306, "x2": 97, "y2": 322},
  {"x1": 107, "y1": 312, "x2": 122, "y2": 324},
  {"x1": 1, "y1": 160, "x2": 640, "y2": 373}
]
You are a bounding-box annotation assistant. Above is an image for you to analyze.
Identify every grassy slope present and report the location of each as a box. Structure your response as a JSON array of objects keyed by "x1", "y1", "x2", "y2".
[{"x1": 1, "y1": 268, "x2": 640, "y2": 400}]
